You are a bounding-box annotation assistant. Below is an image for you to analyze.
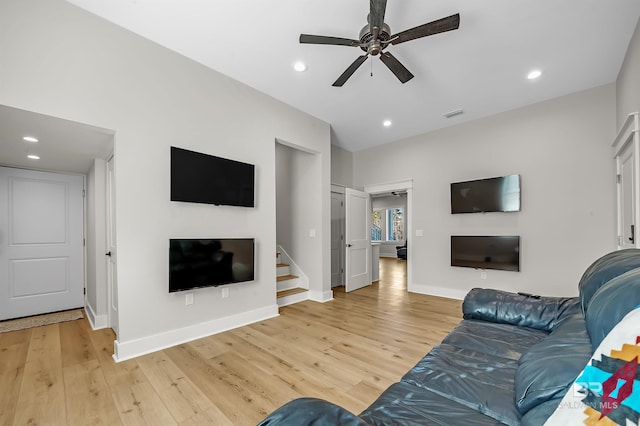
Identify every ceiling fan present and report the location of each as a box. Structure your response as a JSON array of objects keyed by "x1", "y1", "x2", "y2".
[{"x1": 299, "y1": 0, "x2": 460, "y2": 87}]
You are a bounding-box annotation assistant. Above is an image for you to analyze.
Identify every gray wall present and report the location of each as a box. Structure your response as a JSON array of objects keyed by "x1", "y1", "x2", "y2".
[
  {"x1": 617, "y1": 18, "x2": 640, "y2": 126},
  {"x1": 354, "y1": 84, "x2": 617, "y2": 298},
  {"x1": 0, "y1": 0, "x2": 331, "y2": 358},
  {"x1": 331, "y1": 144, "x2": 354, "y2": 187}
]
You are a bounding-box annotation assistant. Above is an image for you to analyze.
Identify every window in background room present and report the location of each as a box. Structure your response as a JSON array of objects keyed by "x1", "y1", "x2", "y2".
[
  {"x1": 372, "y1": 208, "x2": 404, "y2": 242},
  {"x1": 387, "y1": 208, "x2": 404, "y2": 241},
  {"x1": 372, "y1": 209, "x2": 383, "y2": 241}
]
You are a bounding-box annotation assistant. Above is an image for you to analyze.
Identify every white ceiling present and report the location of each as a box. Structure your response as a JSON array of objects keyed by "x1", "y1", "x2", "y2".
[
  {"x1": 0, "y1": 105, "x2": 114, "y2": 174},
  {"x1": 2, "y1": 1, "x2": 640, "y2": 169},
  {"x1": 62, "y1": 0, "x2": 640, "y2": 152}
]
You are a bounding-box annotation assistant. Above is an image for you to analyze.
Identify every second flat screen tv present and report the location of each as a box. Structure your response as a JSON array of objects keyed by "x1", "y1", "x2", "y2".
[
  {"x1": 169, "y1": 238, "x2": 255, "y2": 292},
  {"x1": 171, "y1": 146, "x2": 255, "y2": 207},
  {"x1": 451, "y1": 235, "x2": 520, "y2": 272},
  {"x1": 451, "y1": 175, "x2": 520, "y2": 214}
]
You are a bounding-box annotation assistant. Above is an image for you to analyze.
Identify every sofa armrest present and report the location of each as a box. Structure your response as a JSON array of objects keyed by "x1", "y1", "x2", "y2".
[
  {"x1": 462, "y1": 288, "x2": 580, "y2": 332},
  {"x1": 258, "y1": 398, "x2": 371, "y2": 426}
]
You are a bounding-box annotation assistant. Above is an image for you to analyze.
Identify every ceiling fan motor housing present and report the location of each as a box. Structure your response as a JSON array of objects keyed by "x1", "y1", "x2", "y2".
[{"x1": 359, "y1": 22, "x2": 391, "y2": 55}]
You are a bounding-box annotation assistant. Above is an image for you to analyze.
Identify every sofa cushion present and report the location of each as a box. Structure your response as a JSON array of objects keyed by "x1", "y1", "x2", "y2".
[
  {"x1": 463, "y1": 288, "x2": 580, "y2": 332},
  {"x1": 442, "y1": 319, "x2": 548, "y2": 360},
  {"x1": 514, "y1": 313, "x2": 593, "y2": 414},
  {"x1": 401, "y1": 343, "x2": 521, "y2": 425},
  {"x1": 520, "y1": 398, "x2": 563, "y2": 426},
  {"x1": 578, "y1": 248, "x2": 640, "y2": 315},
  {"x1": 257, "y1": 397, "x2": 370, "y2": 426},
  {"x1": 359, "y1": 381, "x2": 504, "y2": 426}
]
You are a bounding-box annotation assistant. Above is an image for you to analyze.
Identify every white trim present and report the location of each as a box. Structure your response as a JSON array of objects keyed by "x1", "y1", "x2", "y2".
[
  {"x1": 612, "y1": 112, "x2": 639, "y2": 155},
  {"x1": 85, "y1": 302, "x2": 108, "y2": 330},
  {"x1": 276, "y1": 245, "x2": 309, "y2": 289},
  {"x1": 408, "y1": 282, "x2": 468, "y2": 301},
  {"x1": 112, "y1": 304, "x2": 279, "y2": 362},
  {"x1": 364, "y1": 179, "x2": 413, "y2": 195},
  {"x1": 330, "y1": 184, "x2": 346, "y2": 194},
  {"x1": 308, "y1": 290, "x2": 334, "y2": 303}
]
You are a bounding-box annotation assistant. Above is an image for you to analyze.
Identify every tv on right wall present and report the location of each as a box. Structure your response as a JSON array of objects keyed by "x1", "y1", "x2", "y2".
[{"x1": 451, "y1": 174, "x2": 520, "y2": 214}]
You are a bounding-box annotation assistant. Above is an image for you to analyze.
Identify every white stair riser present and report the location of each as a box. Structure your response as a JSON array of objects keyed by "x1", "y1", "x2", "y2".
[
  {"x1": 276, "y1": 265, "x2": 290, "y2": 277},
  {"x1": 277, "y1": 291, "x2": 308, "y2": 307},
  {"x1": 277, "y1": 277, "x2": 300, "y2": 292}
]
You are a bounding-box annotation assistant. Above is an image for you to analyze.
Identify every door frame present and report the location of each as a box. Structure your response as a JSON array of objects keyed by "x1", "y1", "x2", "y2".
[
  {"x1": 364, "y1": 179, "x2": 413, "y2": 290},
  {"x1": 613, "y1": 112, "x2": 640, "y2": 249},
  {"x1": 106, "y1": 154, "x2": 118, "y2": 336}
]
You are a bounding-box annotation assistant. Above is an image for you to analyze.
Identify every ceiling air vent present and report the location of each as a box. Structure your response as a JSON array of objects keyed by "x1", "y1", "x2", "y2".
[{"x1": 443, "y1": 109, "x2": 464, "y2": 118}]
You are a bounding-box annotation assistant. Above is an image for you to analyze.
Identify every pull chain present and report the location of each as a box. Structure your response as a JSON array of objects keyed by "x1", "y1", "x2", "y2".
[{"x1": 370, "y1": 56, "x2": 373, "y2": 77}]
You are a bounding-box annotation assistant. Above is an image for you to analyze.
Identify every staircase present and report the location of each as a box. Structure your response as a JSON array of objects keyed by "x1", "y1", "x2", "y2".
[{"x1": 276, "y1": 250, "x2": 308, "y2": 307}]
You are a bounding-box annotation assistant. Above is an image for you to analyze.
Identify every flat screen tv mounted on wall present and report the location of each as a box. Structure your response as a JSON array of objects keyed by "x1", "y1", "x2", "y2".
[
  {"x1": 451, "y1": 174, "x2": 520, "y2": 214},
  {"x1": 451, "y1": 235, "x2": 520, "y2": 272},
  {"x1": 171, "y1": 146, "x2": 255, "y2": 207},
  {"x1": 169, "y1": 238, "x2": 255, "y2": 293}
]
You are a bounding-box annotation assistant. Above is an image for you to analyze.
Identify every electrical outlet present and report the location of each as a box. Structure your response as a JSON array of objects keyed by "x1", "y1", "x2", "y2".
[
  {"x1": 480, "y1": 270, "x2": 487, "y2": 280},
  {"x1": 185, "y1": 293, "x2": 194, "y2": 305},
  {"x1": 222, "y1": 287, "x2": 229, "y2": 298}
]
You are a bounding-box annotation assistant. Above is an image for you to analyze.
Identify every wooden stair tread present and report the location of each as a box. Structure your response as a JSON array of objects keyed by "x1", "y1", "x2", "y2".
[
  {"x1": 276, "y1": 274, "x2": 298, "y2": 282},
  {"x1": 276, "y1": 288, "x2": 308, "y2": 298},
  {"x1": 276, "y1": 263, "x2": 289, "y2": 268}
]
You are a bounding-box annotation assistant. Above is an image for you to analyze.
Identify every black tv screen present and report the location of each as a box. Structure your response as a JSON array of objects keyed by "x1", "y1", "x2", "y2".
[
  {"x1": 451, "y1": 235, "x2": 520, "y2": 272},
  {"x1": 171, "y1": 146, "x2": 255, "y2": 207},
  {"x1": 169, "y1": 238, "x2": 255, "y2": 292},
  {"x1": 451, "y1": 175, "x2": 520, "y2": 214}
]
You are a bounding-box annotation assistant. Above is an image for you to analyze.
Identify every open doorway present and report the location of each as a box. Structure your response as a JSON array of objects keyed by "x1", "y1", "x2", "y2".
[
  {"x1": 0, "y1": 104, "x2": 114, "y2": 328},
  {"x1": 365, "y1": 180, "x2": 413, "y2": 291}
]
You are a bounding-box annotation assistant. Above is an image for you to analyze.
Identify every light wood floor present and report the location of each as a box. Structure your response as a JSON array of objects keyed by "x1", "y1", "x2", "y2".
[{"x1": 0, "y1": 258, "x2": 462, "y2": 425}]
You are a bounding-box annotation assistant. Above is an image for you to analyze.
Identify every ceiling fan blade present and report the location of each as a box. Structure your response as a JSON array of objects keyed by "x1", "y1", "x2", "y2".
[
  {"x1": 379, "y1": 51, "x2": 414, "y2": 83},
  {"x1": 391, "y1": 13, "x2": 460, "y2": 45},
  {"x1": 333, "y1": 55, "x2": 369, "y2": 87},
  {"x1": 369, "y1": 0, "x2": 387, "y2": 35},
  {"x1": 299, "y1": 34, "x2": 362, "y2": 47}
]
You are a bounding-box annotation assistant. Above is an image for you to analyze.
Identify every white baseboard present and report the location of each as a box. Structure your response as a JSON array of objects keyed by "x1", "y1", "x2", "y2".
[
  {"x1": 112, "y1": 304, "x2": 279, "y2": 363},
  {"x1": 408, "y1": 282, "x2": 468, "y2": 300},
  {"x1": 85, "y1": 302, "x2": 108, "y2": 330},
  {"x1": 308, "y1": 290, "x2": 333, "y2": 303}
]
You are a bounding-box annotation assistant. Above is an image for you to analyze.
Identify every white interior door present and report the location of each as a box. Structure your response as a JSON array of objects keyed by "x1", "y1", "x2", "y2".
[
  {"x1": 345, "y1": 188, "x2": 371, "y2": 292},
  {"x1": 0, "y1": 167, "x2": 84, "y2": 320},
  {"x1": 619, "y1": 142, "x2": 636, "y2": 248},
  {"x1": 106, "y1": 156, "x2": 118, "y2": 336}
]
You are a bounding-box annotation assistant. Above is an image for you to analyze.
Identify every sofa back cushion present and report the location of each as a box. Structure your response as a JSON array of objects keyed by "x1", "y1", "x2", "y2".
[
  {"x1": 514, "y1": 313, "x2": 593, "y2": 415},
  {"x1": 463, "y1": 288, "x2": 579, "y2": 332},
  {"x1": 585, "y1": 267, "x2": 640, "y2": 350},
  {"x1": 578, "y1": 248, "x2": 640, "y2": 315}
]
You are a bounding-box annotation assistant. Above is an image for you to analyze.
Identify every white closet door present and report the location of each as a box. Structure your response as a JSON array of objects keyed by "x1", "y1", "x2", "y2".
[{"x1": 0, "y1": 167, "x2": 84, "y2": 320}]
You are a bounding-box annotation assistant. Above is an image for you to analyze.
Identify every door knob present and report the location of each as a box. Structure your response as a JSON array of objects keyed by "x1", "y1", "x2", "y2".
[{"x1": 105, "y1": 251, "x2": 112, "y2": 257}]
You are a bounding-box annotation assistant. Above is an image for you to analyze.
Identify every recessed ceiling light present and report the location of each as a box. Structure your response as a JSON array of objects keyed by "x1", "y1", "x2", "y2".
[
  {"x1": 527, "y1": 70, "x2": 542, "y2": 80},
  {"x1": 293, "y1": 61, "x2": 307, "y2": 72},
  {"x1": 23, "y1": 136, "x2": 39, "y2": 142},
  {"x1": 27, "y1": 154, "x2": 40, "y2": 160},
  {"x1": 383, "y1": 120, "x2": 392, "y2": 127}
]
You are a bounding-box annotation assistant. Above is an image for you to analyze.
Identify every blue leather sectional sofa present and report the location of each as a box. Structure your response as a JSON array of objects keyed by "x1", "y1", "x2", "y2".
[{"x1": 259, "y1": 249, "x2": 640, "y2": 425}]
